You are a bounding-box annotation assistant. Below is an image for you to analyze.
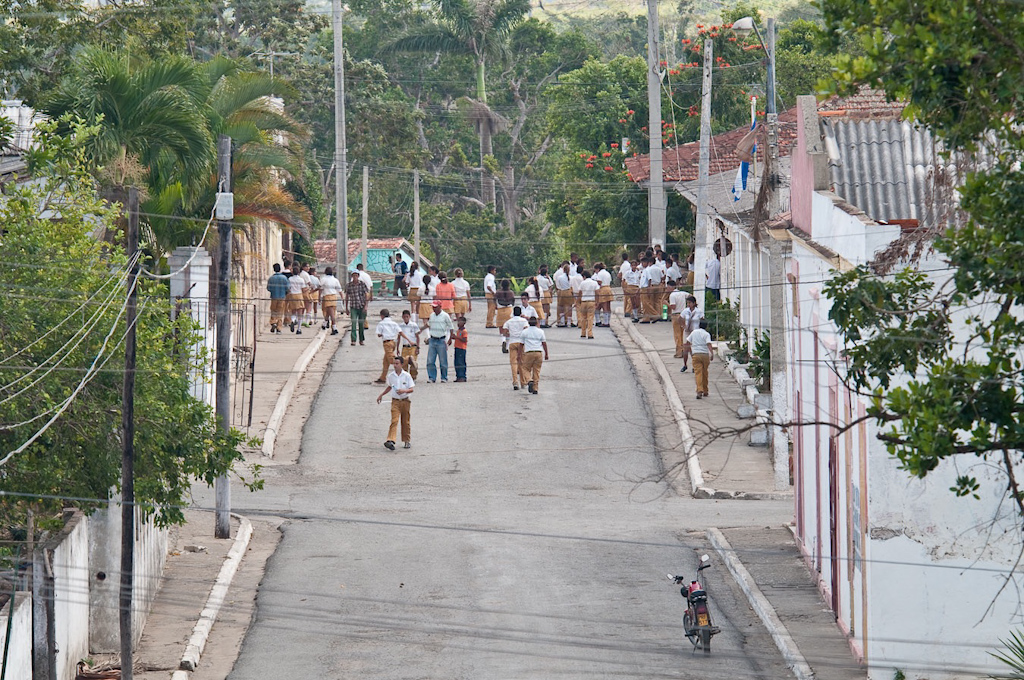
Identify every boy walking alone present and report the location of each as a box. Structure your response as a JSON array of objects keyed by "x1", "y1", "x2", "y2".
[
  {"x1": 377, "y1": 356, "x2": 414, "y2": 450},
  {"x1": 454, "y1": 317, "x2": 469, "y2": 382}
]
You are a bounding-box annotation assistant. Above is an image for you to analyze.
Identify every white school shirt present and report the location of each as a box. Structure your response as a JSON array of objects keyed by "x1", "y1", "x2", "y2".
[
  {"x1": 647, "y1": 266, "x2": 664, "y2": 285},
  {"x1": 357, "y1": 270, "x2": 373, "y2": 290},
  {"x1": 681, "y1": 306, "x2": 704, "y2": 334},
  {"x1": 484, "y1": 273, "x2": 497, "y2": 295},
  {"x1": 519, "y1": 303, "x2": 538, "y2": 319},
  {"x1": 666, "y1": 264, "x2": 681, "y2": 282},
  {"x1": 503, "y1": 316, "x2": 530, "y2": 344},
  {"x1": 624, "y1": 267, "x2": 640, "y2": 286},
  {"x1": 593, "y1": 269, "x2": 612, "y2": 287},
  {"x1": 706, "y1": 259, "x2": 722, "y2": 289},
  {"x1": 553, "y1": 270, "x2": 571, "y2": 290},
  {"x1": 537, "y1": 275, "x2": 552, "y2": 294},
  {"x1": 452, "y1": 277, "x2": 471, "y2": 298},
  {"x1": 619, "y1": 261, "x2": 632, "y2": 282},
  {"x1": 320, "y1": 275, "x2": 343, "y2": 296},
  {"x1": 520, "y1": 325, "x2": 546, "y2": 352},
  {"x1": 688, "y1": 328, "x2": 712, "y2": 355},
  {"x1": 287, "y1": 275, "x2": 306, "y2": 295},
  {"x1": 308, "y1": 275, "x2": 321, "y2": 291},
  {"x1": 569, "y1": 273, "x2": 584, "y2": 293},
  {"x1": 638, "y1": 268, "x2": 651, "y2": 288},
  {"x1": 579, "y1": 278, "x2": 601, "y2": 302},
  {"x1": 387, "y1": 370, "x2": 415, "y2": 399},
  {"x1": 376, "y1": 317, "x2": 401, "y2": 341},
  {"x1": 425, "y1": 279, "x2": 438, "y2": 300},
  {"x1": 409, "y1": 269, "x2": 425, "y2": 289},
  {"x1": 398, "y1": 321, "x2": 419, "y2": 347},
  {"x1": 668, "y1": 290, "x2": 688, "y2": 314},
  {"x1": 525, "y1": 284, "x2": 540, "y2": 301},
  {"x1": 569, "y1": 262, "x2": 578, "y2": 276},
  {"x1": 300, "y1": 270, "x2": 312, "y2": 286}
]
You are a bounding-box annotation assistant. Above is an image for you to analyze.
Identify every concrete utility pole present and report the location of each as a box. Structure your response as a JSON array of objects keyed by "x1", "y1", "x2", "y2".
[
  {"x1": 645, "y1": 0, "x2": 666, "y2": 248},
  {"x1": 214, "y1": 135, "x2": 233, "y2": 539},
  {"x1": 693, "y1": 39, "x2": 713, "y2": 310},
  {"x1": 361, "y1": 165, "x2": 369, "y2": 268},
  {"x1": 120, "y1": 186, "x2": 140, "y2": 680},
  {"x1": 763, "y1": 18, "x2": 790, "y2": 491},
  {"x1": 413, "y1": 169, "x2": 420, "y2": 265},
  {"x1": 333, "y1": 0, "x2": 349, "y2": 276}
]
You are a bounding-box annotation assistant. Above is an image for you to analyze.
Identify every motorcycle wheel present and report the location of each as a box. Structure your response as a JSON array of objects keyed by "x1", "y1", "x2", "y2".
[
  {"x1": 683, "y1": 613, "x2": 694, "y2": 639},
  {"x1": 701, "y1": 628, "x2": 711, "y2": 654}
]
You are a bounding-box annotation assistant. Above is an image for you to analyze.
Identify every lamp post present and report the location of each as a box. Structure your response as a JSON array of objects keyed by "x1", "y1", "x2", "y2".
[{"x1": 732, "y1": 16, "x2": 790, "y2": 491}]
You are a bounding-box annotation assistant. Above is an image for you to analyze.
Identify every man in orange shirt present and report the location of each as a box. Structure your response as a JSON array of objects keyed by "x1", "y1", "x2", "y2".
[
  {"x1": 454, "y1": 316, "x2": 469, "y2": 382},
  {"x1": 434, "y1": 272, "x2": 457, "y2": 314}
]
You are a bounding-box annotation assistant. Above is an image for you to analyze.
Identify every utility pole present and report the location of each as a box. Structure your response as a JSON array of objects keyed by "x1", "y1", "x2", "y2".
[
  {"x1": 645, "y1": 0, "x2": 665, "y2": 248},
  {"x1": 693, "y1": 39, "x2": 713, "y2": 310},
  {"x1": 333, "y1": 0, "x2": 349, "y2": 276},
  {"x1": 413, "y1": 169, "x2": 420, "y2": 265},
  {"x1": 361, "y1": 165, "x2": 369, "y2": 268},
  {"x1": 763, "y1": 17, "x2": 790, "y2": 490},
  {"x1": 120, "y1": 186, "x2": 140, "y2": 680},
  {"x1": 214, "y1": 135, "x2": 233, "y2": 539}
]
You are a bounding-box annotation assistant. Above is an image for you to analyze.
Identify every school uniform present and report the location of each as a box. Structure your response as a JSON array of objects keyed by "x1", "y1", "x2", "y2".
[
  {"x1": 452, "y1": 277, "x2": 472, "y2": 315},
  {"x1": 503, "y1": 315, "x2": 530, "y2": 388},
  {"x1": 398, "y1": 320, "x2": 420, "y2": 379},
  {"x1": 668, "y1": 290, "x2": 689, "y2": 357},
  {"x1": 577, "y1": 277, "x2": 600, "y2": 338},
  {"x1": 375, "y1": 317, "x2": 402, "y2": 382},
  {"x1": 484, "y1": 272, "x2": 498, "y2": 327},
  {"x1": 520, "y1": 325, "x2": 547, "y2": 392},
  {"x1": 553, "y1": 270, "x2": 573, "y2": 326}
]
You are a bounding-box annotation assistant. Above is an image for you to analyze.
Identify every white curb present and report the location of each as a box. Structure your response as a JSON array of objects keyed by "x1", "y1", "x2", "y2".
[
  {"x1": 261, "y1": 329, "x2": 327, "y2": 457},
  {"x1": 615, "y1": 316, "x2": 706, "y2": 494},
  {"x1": 707, "y1": 527, "x2": 815, "y2": 680},
  {"x1": 179, "y1": 514, "x2": 254, "y2": 672}
]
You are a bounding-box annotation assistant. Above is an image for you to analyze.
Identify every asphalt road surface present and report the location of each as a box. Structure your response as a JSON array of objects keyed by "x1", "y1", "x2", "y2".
[{"x1": 228, "y1": 304, "x2": 794, "y2": 679}]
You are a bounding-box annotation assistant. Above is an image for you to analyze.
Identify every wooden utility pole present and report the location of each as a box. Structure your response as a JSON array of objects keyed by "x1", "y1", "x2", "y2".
[
  {"x1": 361, "y1": 165, "x2": 369, "y2": 268},
  {"x1": 645, "y1": 0, "x2": 666, "y2": 248},
  {"x1": 413, "y1": 169, "x2": 420, "y2": 265},
  {"x1": 214, "y1": 135, "x2": 232, "y2": 539},
  {"x1": 693, "y1": 39, "x2": 713, "y2": 310},
  {"x1": 333, "y1": 0, "x2": 349, "y2": 276},
  {"x1": 120, "y1": 186, "x2": 140, "y2": 680}
]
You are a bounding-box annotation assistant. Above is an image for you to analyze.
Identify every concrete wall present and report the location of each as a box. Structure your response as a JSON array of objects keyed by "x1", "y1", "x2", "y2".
[
  {"x1": 88, "y1": 503, "x2": 169, "y2": 653},
  {"x1": 0, "y1": 593, "x2": 32, "y2": 680},
  {"x1": 50, "y1": 512, "x2": 91, "y2": 680}
]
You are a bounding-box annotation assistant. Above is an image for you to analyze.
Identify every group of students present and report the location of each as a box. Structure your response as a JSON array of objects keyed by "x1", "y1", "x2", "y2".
[{"x1": 266, "y1": 261, "x2": 346, "y2": 335}]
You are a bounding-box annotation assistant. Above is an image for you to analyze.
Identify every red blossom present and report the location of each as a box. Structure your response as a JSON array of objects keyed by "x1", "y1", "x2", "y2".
[
  {"x1": 659, "y1": 60, "x2": 667, "y2": 66},
  {"x1": 585, "y1": 163, "x2": 594, "y2": 168},
  {"x1": 604, "y1": 166, "x2": 613, "y2": 172},
  {"x1": 627, "y1": 109, "x2": 635, "y2": 115},
  {"x1": 588, "y1": 155, "x2": 597, "y2": 160},
  {"x1": 610, "y1": 143, "x2": 619, "y2": 148},
  {"x1": 618, "y1": 118, "x2": 627, "y2": 123},
  {"x1": 681, "y1": 38, "x2": 690, "y2": 44},
  {"x1": 602, "y1": 152, "x2": 612, "y2": 157},
  {"x1": 696, "y1": 23, "x2": 703, "y2": 28},
  {"x1": 728, "y1": 37, "x2": 737, "y2": 41}
]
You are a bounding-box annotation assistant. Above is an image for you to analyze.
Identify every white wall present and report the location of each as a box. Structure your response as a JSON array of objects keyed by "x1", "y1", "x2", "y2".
[
  {"x1": 51, "y1": 512, "x2": 91, "y2": 680},
  {"x1": 0, "y1": 593, "x2": 32, "y2": 680}
]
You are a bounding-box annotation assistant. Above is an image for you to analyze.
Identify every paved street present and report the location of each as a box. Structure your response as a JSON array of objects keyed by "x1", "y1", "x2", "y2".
[{"x1": 225, "y1": 305, "x2": 794, "y2": 679}]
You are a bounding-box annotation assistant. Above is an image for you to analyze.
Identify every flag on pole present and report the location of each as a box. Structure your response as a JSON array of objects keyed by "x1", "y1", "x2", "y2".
[{"x1": 732, "y1": 98, "x2": 758, "y2": 202}]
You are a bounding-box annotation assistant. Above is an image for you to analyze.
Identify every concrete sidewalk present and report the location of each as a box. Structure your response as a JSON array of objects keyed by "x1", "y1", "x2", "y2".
[
  {"x1": 132, "y1": 317, "x2": 339, "y2": 680},
  {"x1": 614, "y1": 308, "x2": 784, "y2": 498}
]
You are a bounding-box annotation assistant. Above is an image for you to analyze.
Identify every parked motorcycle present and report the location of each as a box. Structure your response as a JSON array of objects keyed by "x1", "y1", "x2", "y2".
[{"x1": 668, "y1": 554, "x2": 721, "y2": 654}]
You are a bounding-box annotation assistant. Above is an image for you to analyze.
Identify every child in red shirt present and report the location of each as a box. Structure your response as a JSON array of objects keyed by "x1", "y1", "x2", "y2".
[{"x1": 454, "y1": 317, "x2": 469, "y2": 382}]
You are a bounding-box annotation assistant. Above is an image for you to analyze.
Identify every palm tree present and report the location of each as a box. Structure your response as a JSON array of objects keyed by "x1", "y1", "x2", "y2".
[
  {"x1": 43, "y1": 47, "x2": 213, "y2": 194},
  {"x1": 384, "y1": 0, "x2": 530, "y2": 205}
]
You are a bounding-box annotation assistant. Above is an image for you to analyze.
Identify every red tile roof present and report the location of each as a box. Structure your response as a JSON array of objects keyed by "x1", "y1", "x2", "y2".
[
  {"x1": 313, "y1": 238, "x2": 434, "y2": 269},
  {"x1": 625, "y1": 90, "x2": 906, "y2": 184}
]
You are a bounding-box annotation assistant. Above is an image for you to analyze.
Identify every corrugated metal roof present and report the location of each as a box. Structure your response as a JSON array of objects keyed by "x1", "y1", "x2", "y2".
[{"x1": 827, "y1": 119, "x2": 947, "y2": 228}]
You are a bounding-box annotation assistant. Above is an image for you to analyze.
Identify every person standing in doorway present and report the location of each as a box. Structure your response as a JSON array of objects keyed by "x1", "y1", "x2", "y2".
[
  {"x1": 689, "y1": 319, "x2": 714, "y2": 398},
  {"x1": 519, "y1": 317, "x2": 549, "y2": 395},
  {"x1": 374, "y1": 309, "x2": 401, "y2": 384},
  {"x1": 377, "y1": 356, "x2": 414, "y2": 450},
  {"x1": 345, "y1": 271, "x2": 370, "y2": 345},
  {"x1": 319, "y1": 266, "x2": 343, "y2": 335},
  {"x1": 398, "y1": 309, "x2": 420, "y2": 379},
  {"x1": 393, "y1": 252, "x2": 409, "y2": 297},
  {"x1": 706, "y1": 252, "x2": 722, "y2": 301},
  {"x1": 267, "y1": 263, "x2": 288, "y2": 334},
  {"x1": 453, "y1": 317, "x2": 469, "y2": 382},
  {"x1": 422, "y1": 300, "x2": 455, "y2": 382}
]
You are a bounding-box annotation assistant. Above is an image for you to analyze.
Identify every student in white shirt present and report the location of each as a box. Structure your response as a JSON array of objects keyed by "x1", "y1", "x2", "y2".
[
  {"x1": 307, "y1": 267, "x2": 322, "y2": 326},
  {"x1": 524, "y1": 277, "x2": 545, "y2": 324},
  {"x1": 624, "y1": 260, "x2": 641, "y2": 321},
  {"x1": 319, "y1": 267, "x2": 344, "y2": 335},
  {"x1": 668, "y1": 286, "x2": 690, "y2": 358},
  {"x1": 519, "y1": 293, "x2": 539, "y2": 320},
  {"x1": 576, "y1": 270, "x2": 601, "y2": 339},
  {"x1": 408, "y1": 262, "x2": 424, "y2": 321},
  {"x1": 501, "y1": 307, "x2": 531, "y2": 390},
  {"x1": 706, "y1": 254, "x2": 722, "y2": 301},
  {"x1": 519, "y1": 317, "x2": 549, "y2": 394},
  {"x1": 286, "y1": 269, "x2": 307, "y2": 333},
  {"x1": 452, "y1": 268, "x2": 472, "y2": 320},
  {"x1": 618, "y1": 253, "x2": 635, "y2": 320},
  {"x1": 397, "y1": 309, "x2": 421, "y2": 379},
  {"x1": 374, "y1": 309, "x2": 403, "y2": 384},
  {"x1": 679, "y1": 295, "x2": 704, "y2": 373},
  {"x1": 376, "y1": 356, "x2": 415, "y2": 450},
  {"x1": 536, "y1": 265, "x2": 553, "y2": 326},
  {"x1": 688, "y1": 319, "x2": 714, "y2": 398},
  {"x1": 484, "y1": 265, "x2": 498, "y2": 328},
  {"x1": 553, "y1": 262, "x2": 574, "y2": 327},
  {"x1": 592, "y1": 262, "x2": 613, "y2": 327},
  {"x1": 568, "y1": 267, "x2": 584, "y2": 328}
]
